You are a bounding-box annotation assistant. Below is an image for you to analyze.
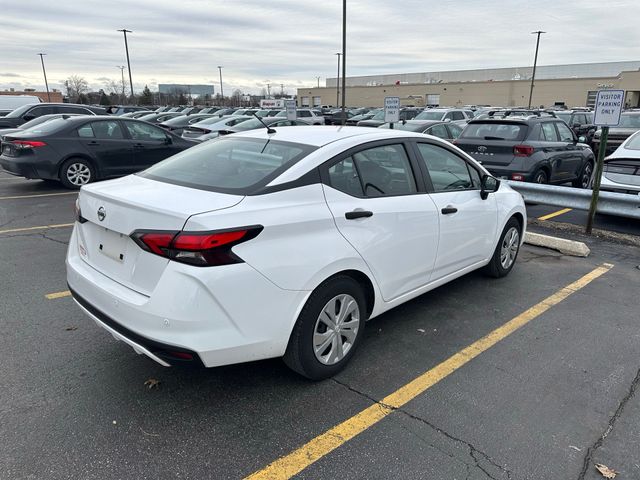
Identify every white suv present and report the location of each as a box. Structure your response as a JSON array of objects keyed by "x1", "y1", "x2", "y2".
[
  {"x1": 415, "y1": 108, "x2": 474, "y2": 125},
  {"x1": 275, "y1": 108, "x2": 325, "y2": 125}
]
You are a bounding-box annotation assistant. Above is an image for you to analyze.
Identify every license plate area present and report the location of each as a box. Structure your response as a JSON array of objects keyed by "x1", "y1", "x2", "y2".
[{"x1": 98, "y1": 228, "x2": 127, "y2": 263}]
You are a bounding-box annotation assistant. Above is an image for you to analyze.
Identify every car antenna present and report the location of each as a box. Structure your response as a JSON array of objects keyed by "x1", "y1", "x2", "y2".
[{"x1": 253, "y1": 113, "x2": 276, "y2": 134}]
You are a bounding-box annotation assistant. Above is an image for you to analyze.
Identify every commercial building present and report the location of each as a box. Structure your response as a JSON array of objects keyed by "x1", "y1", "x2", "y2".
[{"x1": 298, "y1": 61, "x2": 640, "y2": 109}]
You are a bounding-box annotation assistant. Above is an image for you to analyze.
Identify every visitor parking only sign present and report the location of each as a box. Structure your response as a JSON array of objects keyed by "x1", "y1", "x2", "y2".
[{"x1": 593, "y1": 90, "x2": 624, "y2": 126}]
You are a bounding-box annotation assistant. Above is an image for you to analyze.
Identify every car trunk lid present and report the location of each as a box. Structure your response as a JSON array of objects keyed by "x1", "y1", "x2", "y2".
[{"x1": 75, "y1": 174, "x2": 244, "y2": 296}]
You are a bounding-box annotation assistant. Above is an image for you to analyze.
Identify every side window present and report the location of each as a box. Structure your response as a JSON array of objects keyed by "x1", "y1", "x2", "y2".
[
  {"x1": 447, "y1": 123, "x2": 463, "y2": 138},
  {"x1": 59, "y1": 106, "x2": 90, "y2": 115},
  {"x1": 77, "y1": 124, "x2": 94, "y2": 138},
  {"x1": 352, "y1": 144, "x2": 416, "y2": 197},
  {"x1": 426, "y1": 124, "x2": 449, "y2": 139},
  {"x1": 416, "y1": 143, "x2": 480, "y2": 191},
  {"x1": 328, "y1": 157, "x2": 364, "y2": 196},
  {"x1": 124, "y1": 121, "x2": 167, "y2": 141},
  {"x1": 540, "y1": 122, "x2": 559, "y2": 141},
  {"x1": 451, "y1": 111, "x2": 465, "y2": 121},
  {"x1": 443, "y1": 112, "x2": 453, "y2": 120},
  {"x1": 299, "y1": 111, "x2": 312, "y2": 117},
  {"x1": 27, "y1": 106, "x2": 54, "y2": 118},
  {"x1": 575, "y1": 114, "x2": 587, "y2": 125},
  {"x1": 89, "y1": 121, "x2": 124, "y2": 139},
  {"x1": 556, "y1": 122, "x2": 575, "y2": 142}
]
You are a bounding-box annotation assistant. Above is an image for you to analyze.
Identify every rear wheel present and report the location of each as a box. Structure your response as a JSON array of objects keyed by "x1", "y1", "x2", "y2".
[
  {"x1": 572, "y1": 160, "x2": 593, "y2": 189},
  {"x1": 59, "y1": 158, "x2": 94, "y2": 189},
  {"x1": 284, "y1": 276, "x2": 366, "y2": 380},
  {"x1": 533, "y1": 169, "x2": 548, "y2": 184},
  {"x1": 484, "y1": 217, "x2": 521, "y2": 278}
]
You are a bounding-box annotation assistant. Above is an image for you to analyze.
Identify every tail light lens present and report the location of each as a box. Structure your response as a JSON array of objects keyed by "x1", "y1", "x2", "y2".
[
  {"x1": 513, "y1": 145, "x2": 534, "y2": 156},
  {"x1": 13, "y1": 140, "x2": 47, "y2": 149},
  {"x1": 510, "y1": 173, "x2": 525, "y2": 181},
  {"x1": 130, "y1": 226, "x2": 263, "y2": 267}
]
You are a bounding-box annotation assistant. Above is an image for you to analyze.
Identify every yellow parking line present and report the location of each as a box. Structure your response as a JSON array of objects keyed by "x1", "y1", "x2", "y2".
[
  {"x1": 245, "y1": 263, "x2": 614, "y2": 480},
  {"x1": 45, "y1": 290, "x2": 71, "y2": 300},
  {"x1": 538, "y1": 208, "x2": 572, "y2": 221},
  {"x1": 0, "y1": 223, "x2": 73, "y2": 234},
  {"x1": 0, "y1": 192, "x2": 76, "y2": 200}
]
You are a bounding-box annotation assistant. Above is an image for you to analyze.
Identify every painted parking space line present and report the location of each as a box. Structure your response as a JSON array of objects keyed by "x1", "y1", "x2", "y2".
[
  {"x1": 0, "y1": 223, "x2": 73, "y2": 235},
  {"x1": 245, "y1": 263, "x2": 614, "y2": 480},
  {"x1": 538, "y1": 208, "x2": 572, "y2": 221},
  {"x1": 45, "y1": 290, "x2": 71, "y2": 300},
  {"x1": 0, "y1": 192, "x2": 76, "y2": 200}
]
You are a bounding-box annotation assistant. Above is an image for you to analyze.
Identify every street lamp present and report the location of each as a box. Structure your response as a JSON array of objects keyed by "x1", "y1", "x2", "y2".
[
  {"x1": 116, "y1": 66, "x2": 126, "y2": 103},
  {"x1": 335, "y1": 52, "x2": 341, "y2": 108},
  {"x1": 117, "y1": 29, "x2": 134, "y2": 100},
  {"x1": 340, "y1": 0, "x2": 346, "y2": 124},
  {"x1": 316, "y1": 76, "x2": 320, "y2": 88},
  {"x1": 37, "y1": 53, "x2": 50, "y2": 102},
  {"x1": 528, "y1": 30, "x2": 546, "y2": 109},
  {"x1": 217, "y1": 66, "x2": 224, "y2": 103}
]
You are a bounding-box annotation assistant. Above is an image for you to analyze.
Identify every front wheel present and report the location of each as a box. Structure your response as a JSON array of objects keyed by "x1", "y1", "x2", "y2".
[
  {"x1": 484, "y1": 217, "x2": 521, "y2": 278},
  {"x1": 572, "y1": 160, "x2": 593, "y2": 189},
  {"x1": 284, "y1": 276, "x2": 366, "y2": 380}
]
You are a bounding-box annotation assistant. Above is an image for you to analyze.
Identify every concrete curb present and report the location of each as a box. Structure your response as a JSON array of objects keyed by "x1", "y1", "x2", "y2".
[{"x1": 524, "y1": 232, "x2": 591, "y2": 257}]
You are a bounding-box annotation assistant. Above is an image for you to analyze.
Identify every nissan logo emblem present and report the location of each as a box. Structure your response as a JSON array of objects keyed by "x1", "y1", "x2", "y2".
[
  {"x1": 477, "y1": 146, "x2": 487, "y2": 152},
  {"x1": 97, "y1": 206, "x2": 106, "y2": 222}
]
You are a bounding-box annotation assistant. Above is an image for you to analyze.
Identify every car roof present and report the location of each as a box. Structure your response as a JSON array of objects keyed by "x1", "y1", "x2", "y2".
[{"x1": 231, "y1": 125, "x2": 429, "y2": 147}]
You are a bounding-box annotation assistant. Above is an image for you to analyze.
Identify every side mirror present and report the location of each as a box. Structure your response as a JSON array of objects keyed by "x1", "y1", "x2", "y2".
[
  {"x1": 578, "y1": 136, "x2": 586, "y2": 143},
  {"x1": 480, "y1": 174, "x2": 500, "y2": 200},
  {"x1": 164, "y1": 135, "x2": 172, "y2": 145}
]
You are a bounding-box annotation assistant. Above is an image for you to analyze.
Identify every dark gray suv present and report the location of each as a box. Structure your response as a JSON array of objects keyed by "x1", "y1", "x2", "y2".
[{"x1": 455, "y1": 116, "x2": 595, "y2": 188}]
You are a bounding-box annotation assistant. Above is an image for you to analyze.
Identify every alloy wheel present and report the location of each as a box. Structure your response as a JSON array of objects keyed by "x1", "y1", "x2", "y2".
[
  {"x1": 313, "y1": 294, "x2": 360, "y2": 365},
  {"x1": 581, "y1": 163, "x2": 593, "y2": 189},
  {"x1": 66, "y1": 163, "x2": 91, "y2": 186},
  {"x1": 500, "y1": 227, "x2": 520, "y2": 269}
]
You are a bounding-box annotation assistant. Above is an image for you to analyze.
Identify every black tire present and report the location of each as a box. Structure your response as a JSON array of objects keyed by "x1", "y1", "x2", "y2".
[
  {"x1": 283, "y1": 275, "x2": 367, "y2": 380},
  {"x1": 572, "y1": 160, "x2": 593, "y2": 189},
  {"x1": 483, "y1": 217, "x2": 522, "y2": 278},
  {"x1": 59, "y1": 158, "x2": 95, "y2": 190},
  {"x1": 533, "y1": 169, "x2": 548, "y2": 184}
]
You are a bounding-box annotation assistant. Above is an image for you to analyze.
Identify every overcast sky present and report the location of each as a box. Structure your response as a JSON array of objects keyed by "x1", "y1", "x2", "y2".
[{"x1": 2, "y1": 0, "x2": 639, "y2": 95}]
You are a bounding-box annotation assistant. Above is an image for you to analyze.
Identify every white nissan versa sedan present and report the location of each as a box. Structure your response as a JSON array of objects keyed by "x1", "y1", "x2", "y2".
[{"x1": 66, "y1": 126, "x2": 526, "y2": 379}]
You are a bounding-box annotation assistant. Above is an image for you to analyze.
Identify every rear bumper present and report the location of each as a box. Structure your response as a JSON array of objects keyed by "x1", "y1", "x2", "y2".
[
  {"x1": 599, "y1": 173, "x2": 640, "y2": 194},
  {"x1": 66, "y1": 225, "x2": 309, "y2": 368},
  {"x1": 0, "y1": 155, "x2": 56, "y2": 180}
]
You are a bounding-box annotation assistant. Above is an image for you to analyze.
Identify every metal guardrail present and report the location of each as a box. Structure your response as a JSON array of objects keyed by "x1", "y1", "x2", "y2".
[{"x1": 504, "y1": 180, "x2": 640, "y2": 220}]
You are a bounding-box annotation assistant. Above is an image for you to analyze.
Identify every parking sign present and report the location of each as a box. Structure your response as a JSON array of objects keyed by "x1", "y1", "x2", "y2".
[
  {"x1": 593, "y1": 90, "x2": 624, "y2": 126},
  {"x1": 285, "y1": 99, "x2": 297, "y2": 121},
  {"x1": 384, "y1": 97, "x2": 400, "y2": 123}
]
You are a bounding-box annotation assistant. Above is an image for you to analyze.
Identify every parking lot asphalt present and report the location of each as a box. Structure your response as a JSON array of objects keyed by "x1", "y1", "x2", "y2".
[{"x1": 1, "y1": 173, "x2": 639, "y2": 480}]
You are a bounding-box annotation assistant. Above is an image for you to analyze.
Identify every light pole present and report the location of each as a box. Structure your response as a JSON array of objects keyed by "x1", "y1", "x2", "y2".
[
  {"x1": 528, "y1": 30, "x2": 545, "y2": 109},
  {"x1": 335, "y1": 52, "x2": 341, "y2": 108},
  {"x1": 116, "y1": 66, "x2": 126, "y2": 103},
  {"x1": 117, "y1": 29, "x2": 134, "y2": 101},
  {"x1": 316, "y1": 76, "x2": 320, "y2": 88},
  {"x1": 266, "y1": 83, "x2": 271, "y2": 98},
  {"x1": 217, "y1": 66, "x2": 224, "y2": 104},
  {"x1": 340, "y1": 0, "x2": 346, "y2": 124},
  {"x1": 37, "y1": 53, "x2": 50, "y2": 102}
]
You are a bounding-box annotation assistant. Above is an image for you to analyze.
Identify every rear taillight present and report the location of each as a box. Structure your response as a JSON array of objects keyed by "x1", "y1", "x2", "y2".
[
  {"x1": 74, "y1": 199, "x2": 87, "y2": 223},
  {"x1": 513, "y1": 144, "x2": 534, "y2": 156},
  {"x1": 130, "y1": 226, "x2": 263, "y2": 267},
  {"x1": 510, "y1": 173, "x2": 525, "y2": 181},
  {"x1": 13, "y1": 140, "x2": 47, "y2": 149}
]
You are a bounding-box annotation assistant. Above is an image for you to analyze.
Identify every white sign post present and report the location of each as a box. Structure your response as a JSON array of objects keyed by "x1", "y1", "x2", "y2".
[
  {"x1": 285, "y1": 99, "x2": 297, "y2": 121},
  {"x1": 587, "y1": 89, "x2": 624, "y2": 234},
  {"x1": 384, "y1": 96, "x2": 400, "y2": 127}
]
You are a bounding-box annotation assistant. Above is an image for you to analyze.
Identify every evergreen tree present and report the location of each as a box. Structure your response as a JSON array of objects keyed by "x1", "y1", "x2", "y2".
[
  {"x1": 139, "y1": 85, "x2": 153, "y2": 106},
  {"x1": 99, "y1": 90, "x2": 110, "y2": 106}
]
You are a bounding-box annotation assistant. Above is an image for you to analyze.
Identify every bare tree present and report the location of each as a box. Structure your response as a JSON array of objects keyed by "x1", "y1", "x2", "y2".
[
  {"x1": 104, "y1": 78, "x2": 126, "y2": 103},
  {"x1": 64, "y1": 75, "x2": 89, "y2": 103}
]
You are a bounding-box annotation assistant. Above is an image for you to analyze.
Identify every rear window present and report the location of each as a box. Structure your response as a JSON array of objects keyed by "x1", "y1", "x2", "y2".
[
  {"x1": 415, "y1": 111, "x2": 445, "y2": 121},
  {"x1": 617, "y1": 114, "x2": 640, "y2": 128},
  {"x1": 18, "y1": 118, "x2": 70, "y2": 134},
  {"x1": 624, "y1": 132, "x2": 640, "y2": 150},
  {"x1": 460, "y1": 122, "x2": 527, "y2": 141},
  {"x1": 139, "y1": 137, "x2": 316, "y2": 193}
]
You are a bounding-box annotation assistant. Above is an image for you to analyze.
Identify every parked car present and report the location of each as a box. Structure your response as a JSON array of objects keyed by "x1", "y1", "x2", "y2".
[
  {"x1": 66, "y1": 126, "x2": 525, "y2": 379},
  {"x1": 107, "y1": 105, "x2": 150, "y2": 116},
  {"x1": 0, "y1": 95, "x2": 42, "y2": 116},
  {"x1": 346, "y1": 110, "x2": 380, "y2": 126},
  {"x1": 357, "y1": 108, "x2": 421, "y2": 127},
  {"x1": 0, "y1": 116, "x2": 192, "y2": 188},
  {"x1": 553, "y1": 110, "x2": 596, "y2": 142},
  {"x1": 454, "y1": 117, "x2": 595, "y2": 187},
  {"x1": 414, "y1": 108, "x2": 474, "y2": 124},
  {"x1": 0, "y1": 103, "x2": 107, "y2": 128},
  {"x1": 195, "y1": 117, "x2": 305, "y2": 141},
  {"x1": 136, "y1": 112, "x2": 184, "y2": 124},
  {"x1": 232, "y1": 109, "x2": 259, "y2": 116},
  {"x1": 158, "y1": 114, "x2": 219, "y2": 135},
  {"x1": 592, "y1": 112, "x2": 640, "y2": 155},
  {"x1": 120, "y1": 111, "x2": 154, "y2": 119},
  {"x1": 197, "y1": 107, "x2": 221, "y2": 114},
  {"x1": 181, "y1": 115, "x2": 253, "y2": 140},
  {"x1": 379, "y1": 120, "x2": 463, "y2": 142},
  {"x1": 593, "y1": 129, "x2": 640, "y2": 194},
  {"x1": 0, "y1": 113, "x2": 86, "y2": 150},
  {"x1": 275, "y1": 108, "x2": 325, "y2": 125}
]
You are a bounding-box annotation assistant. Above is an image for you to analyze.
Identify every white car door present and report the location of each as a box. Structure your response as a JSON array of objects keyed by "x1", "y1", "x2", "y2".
[
  {"x1": 413, "y1": 142, "x2": 498, "y2": 280},
  {"x1": 321, "y1": 142, "x2": 440, "y2": 302}
]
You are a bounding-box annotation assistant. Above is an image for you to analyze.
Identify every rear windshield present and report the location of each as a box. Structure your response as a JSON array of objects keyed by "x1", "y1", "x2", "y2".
[
  {"x1": 415, "y1": 111, "x2": 445, "y2": 121},
  {"x1": 624, "y1": 132, "x2": 640, "y2": 150},
  {"x1": 138, "y1": 137, "x2": 316, "y2": 193},
  {"x1": 18, "y1": 118, "x2": 70, "y2": 134},
  {"x1": 460, "y1": 122, "x2": 527, "y2": 141},
  {"x1": 617, "y1": 114, "x2": 640, "y2": 128}
]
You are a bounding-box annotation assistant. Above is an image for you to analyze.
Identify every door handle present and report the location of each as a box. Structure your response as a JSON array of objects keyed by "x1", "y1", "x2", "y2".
[
  {"x1": 345, "y1": 210, "x2": 373, "y2": 220},
  {"x1": 441, "y1": 206, "x2": 458, "y2": 215},
  {"x1": 133, "y1": 143, "x2": 145, "y2": 149},
  {"x1": 87, "y1": 141, "x2": 100, "y2": 146}
]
